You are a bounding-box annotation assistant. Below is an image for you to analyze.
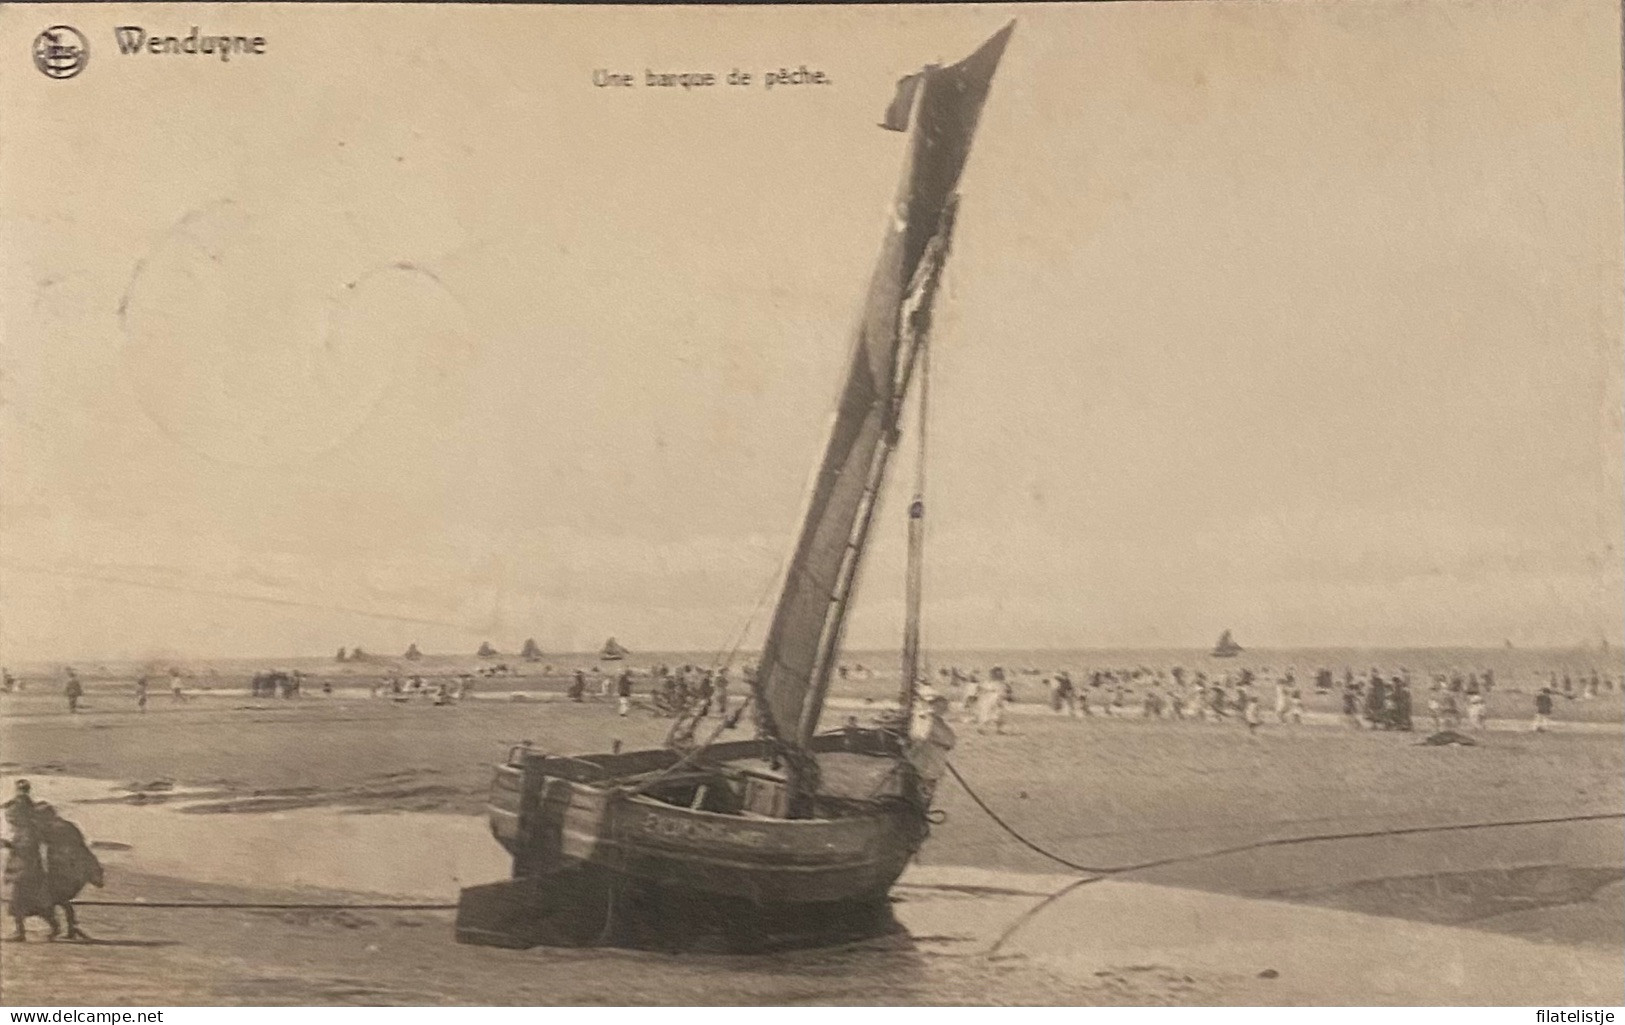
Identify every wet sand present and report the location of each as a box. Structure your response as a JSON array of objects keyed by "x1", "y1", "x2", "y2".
[
  {"x1": 0, "y1": 871, "x2": 1202, "y2": 1006},
  {"x1": 1, "y1": 693, "x2": 1621, "y2": 1004}
]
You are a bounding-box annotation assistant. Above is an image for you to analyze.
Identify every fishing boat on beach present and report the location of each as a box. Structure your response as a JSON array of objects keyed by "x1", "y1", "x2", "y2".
[
  {"x1": 456, "y1": 23, "x2": 1014, "y2": 949},
  {"x1": 1211, "y1": 630, "x2": 1242, "y2": 658}
]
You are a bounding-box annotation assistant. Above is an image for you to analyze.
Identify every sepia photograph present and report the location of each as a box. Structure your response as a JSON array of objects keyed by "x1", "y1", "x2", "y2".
[{"x1": 1, "y1": 0, "x2": 1621, "y2": 1008}]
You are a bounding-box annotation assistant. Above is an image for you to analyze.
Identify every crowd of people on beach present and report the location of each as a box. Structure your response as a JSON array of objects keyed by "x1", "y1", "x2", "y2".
[
  {"x1": 915, "y1": 662, "x2": 1620, "y2": 735},
  {"x1": 560, "y1": 663, "x2": 743, "y2": 723},
  {"x1": 366, "y1": 674, "x2": 475, "y2": 704},
  {"x1": 5, "y1": 656, "x2": 1619, "y2": 737}
]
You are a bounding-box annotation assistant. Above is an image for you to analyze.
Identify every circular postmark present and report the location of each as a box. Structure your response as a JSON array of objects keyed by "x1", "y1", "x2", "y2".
[
  {"x1": 116, "y1": 198, "x2": 472, "y2": 467},
  {"x1": 32, "y1": 25, "x2": 88, "y2": 80}
]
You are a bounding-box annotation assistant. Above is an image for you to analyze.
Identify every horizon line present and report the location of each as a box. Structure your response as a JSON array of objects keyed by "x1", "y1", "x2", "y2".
[{"x1": 5, "y1": 641, "x2": 1622, "y2": 667}]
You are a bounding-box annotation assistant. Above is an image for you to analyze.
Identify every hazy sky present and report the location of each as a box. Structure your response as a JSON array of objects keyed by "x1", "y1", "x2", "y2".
[{"x1": 2, "y1": 1, "x2": 1620, "y2": 661}]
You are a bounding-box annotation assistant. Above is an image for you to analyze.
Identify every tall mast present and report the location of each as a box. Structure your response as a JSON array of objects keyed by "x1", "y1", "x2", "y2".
[
  {"x1": 897, "y1": 336, "x2": 929, "y2": 722},
  {"x1": 894, "y1": 198, "x2": 957, "y2": 721}
]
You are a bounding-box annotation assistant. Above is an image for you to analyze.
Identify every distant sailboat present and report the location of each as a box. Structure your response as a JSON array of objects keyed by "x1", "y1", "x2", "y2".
[
  {"x1": 477, "y1": 642, "x2": 498, "y2": 658},
  {"x1": 404, "y1": 643, "x2": 423, "y2": 661},
  {"x1": 1212, "y1": 630, "x2": 1242, "y2": 658},
  {"x1": 521, "y1": 638, "x2": 543, "y2": 661},
  {"x1": 598, "y1": 637, "x2": 629, "y2": 662}
]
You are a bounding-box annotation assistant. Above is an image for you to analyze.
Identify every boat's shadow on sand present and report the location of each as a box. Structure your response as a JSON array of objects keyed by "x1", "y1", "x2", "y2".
[{"x1": 455, "y1": 869, "x2": 913, "y2": 955}]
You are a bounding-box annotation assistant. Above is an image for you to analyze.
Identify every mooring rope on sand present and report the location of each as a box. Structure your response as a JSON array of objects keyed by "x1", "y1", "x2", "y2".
[
  {"x1": 72, "y1": 900, "x2": 457, "y2": 910},
  {"x1": 943, "y1": 758, "x2": 1625, "y2": 955}
]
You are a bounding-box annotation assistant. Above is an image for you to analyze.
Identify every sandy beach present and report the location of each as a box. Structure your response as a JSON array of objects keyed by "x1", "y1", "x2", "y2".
[{"x1": 2, "y1": 683, "x2": 1620, "y2": 1005}]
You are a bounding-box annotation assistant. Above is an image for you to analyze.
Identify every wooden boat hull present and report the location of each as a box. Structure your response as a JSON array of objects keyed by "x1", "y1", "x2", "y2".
[{"x1": 487, "y1": 729, "x2": 927, "y2": 908}]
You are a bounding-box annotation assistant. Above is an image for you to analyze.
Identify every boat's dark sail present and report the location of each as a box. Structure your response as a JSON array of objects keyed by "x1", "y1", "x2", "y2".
[
  {"x1": 753, "y1": 24, "x2": 1013, "y2": 749},
  {"x1": 1212, "y1": 630, "x2": 1242, "y2": 657},
  {"x1": 600, "y1": 637, "x2": 629, "y2": 660}
]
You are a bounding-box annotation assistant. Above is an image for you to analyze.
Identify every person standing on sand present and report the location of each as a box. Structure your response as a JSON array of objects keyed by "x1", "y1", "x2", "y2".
[
  {"x1": 135, "y1": 676, "x2": 148, "y2": 713},
  {"x1": 1439, "y1": 690, "x2": 1460, "y2": 731},
  {"x1": 1059, "y1": 673, "x2": 1081, "y2": 717},
  {"x1": 1467, "y1": 692, "x2": 1487, "y2": 730},
  {"x1": 976, "y1": 678, "x2": 1007, "y2": 734},
  {"x1": 616, "y1": 670, "x2": 633, "y2": 717},
  {"x1": 1243, "y1": 694, "x2": 1263, "y2": 732},
  {"x1": 696, "y1": 671, "x2": 715, "y2": 719},
  {"x1": 63, "y1": 668, "x2": 82, "y2": 714},
  {"x1": 1365, "y1": 674, "x2": 1387, "y2": 729},
  {"x1": 31, "y1": 803, "x2": 102, "y2": 940},
  {"x1": 3, "y1": 780, "x2": 47, "y2": 940},
  {"x1": 1533, "y1": 688, "x2": 1554, "y2": 732},
  {"x1": 960, "y1": 673, "x2": 981, "y2": 721},
  {"x1": 907, "y1": 696, "x2": 957, "y2": 802}
]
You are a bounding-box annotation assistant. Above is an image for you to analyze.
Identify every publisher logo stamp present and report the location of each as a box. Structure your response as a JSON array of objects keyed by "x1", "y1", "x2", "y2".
[{"x1": 32, "y1": 25, "x2": 88, "y2": 79}]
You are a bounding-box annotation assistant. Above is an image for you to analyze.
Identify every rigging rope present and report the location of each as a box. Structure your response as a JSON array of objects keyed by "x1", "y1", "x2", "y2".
[
  {"x1": 627, "y1": 694, "x2": 757, "y2": 797},
  {"x1": 72, "y1": 900, "x2": 456, "y2": 910}
]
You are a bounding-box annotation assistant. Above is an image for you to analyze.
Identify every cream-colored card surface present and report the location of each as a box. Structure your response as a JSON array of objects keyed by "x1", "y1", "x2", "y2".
[{"x1": 1, "y1": 2, "x2": 1620, "y2": 1006}]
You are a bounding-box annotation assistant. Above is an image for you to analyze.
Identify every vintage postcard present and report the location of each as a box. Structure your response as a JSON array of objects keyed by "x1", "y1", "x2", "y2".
[{"x1": 1, "y1": 0, "x2": 1621, "y2": 1008}]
